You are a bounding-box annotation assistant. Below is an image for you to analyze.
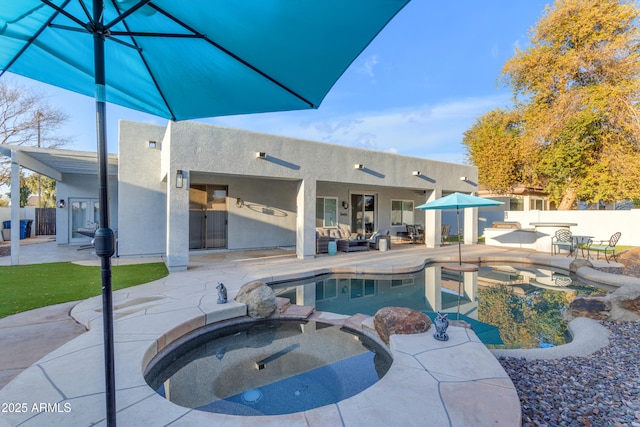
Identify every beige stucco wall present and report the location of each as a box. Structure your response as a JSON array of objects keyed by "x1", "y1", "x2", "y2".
[{"x1": 118, "y1": 120, "x2": 478, "y2": 271}]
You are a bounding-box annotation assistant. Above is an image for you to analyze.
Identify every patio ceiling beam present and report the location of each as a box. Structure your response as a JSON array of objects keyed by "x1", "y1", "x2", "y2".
[{"x1": 12, "y1": 150, "x2": 63, "y2": 181}]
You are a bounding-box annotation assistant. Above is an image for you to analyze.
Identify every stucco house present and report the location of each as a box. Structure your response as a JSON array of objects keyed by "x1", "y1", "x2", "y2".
[{"x1": 2, "y1": 120, "x2": 478, "y2": 271}]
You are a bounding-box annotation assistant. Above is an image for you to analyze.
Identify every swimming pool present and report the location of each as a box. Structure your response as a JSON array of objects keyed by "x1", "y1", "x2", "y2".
[
  {"x1": 269, "y1": 263, "x2": 600, "y2": 349},
  {"x1": 144, "y1": 319, "x2": 392, "y2": 416}
]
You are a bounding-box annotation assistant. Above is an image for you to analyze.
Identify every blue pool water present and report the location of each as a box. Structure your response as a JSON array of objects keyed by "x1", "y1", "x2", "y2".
[
  {"x1": 269, "y1": 263, "x2": 599, "y2": 349},
  {"x1": 195, "y1": 352, "x2": 378, "y2": 415},
  {"x1": 145, "y1": 319, "x2": 391, "y2": 416}
]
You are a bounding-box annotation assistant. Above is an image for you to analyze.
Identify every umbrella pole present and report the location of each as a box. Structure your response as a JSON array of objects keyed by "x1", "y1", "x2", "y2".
[
  {"x1": 456, "y1": 207, "x2": 462, "y2": 265},
  {"x1": 93, "y1": 1, "x2": 117, "y2": 425}
]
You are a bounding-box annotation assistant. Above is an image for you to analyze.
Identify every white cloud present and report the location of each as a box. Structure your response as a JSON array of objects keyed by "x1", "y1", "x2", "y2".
[
  {"x1": 206, "y1": 93, "x2": 511, "y2": 164},
  {"x1": 358, "y1": 55, "x2": 379, "y2": 80}
]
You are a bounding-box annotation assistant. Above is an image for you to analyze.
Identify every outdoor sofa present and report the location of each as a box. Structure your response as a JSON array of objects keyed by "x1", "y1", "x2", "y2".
[{"x1": 316, "y1": 226, "x2": 390, "y2": 253}]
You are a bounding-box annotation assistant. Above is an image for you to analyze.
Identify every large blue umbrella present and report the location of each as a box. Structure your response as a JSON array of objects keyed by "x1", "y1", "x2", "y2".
[
  {"x1": 0, "y1": 1, "x2": 409, "y2": 424},
  {"x1": 417, "y1": 192, "x2": 503, "y2": 264}
]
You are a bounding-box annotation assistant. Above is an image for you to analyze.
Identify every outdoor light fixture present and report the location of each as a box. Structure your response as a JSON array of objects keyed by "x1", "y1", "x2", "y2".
[
  {"x1": 256, "y1": 151, "x2": 267, "y2": 159},
  {"x1": 412, "y1": 171, "x2": 421, "y2": 176},
  {"x1": 354, "y1": 163, "x2": 364, "y2": 170},
  {"x1": 176, "y1": 170, "x2": 184, "y2": 188},
  {"x1": 57, "y1": 199, "x2": 66, "y2": 208},
  {"x1": 342, "y1": 201, "x2": 349, "y2": 209},
  {"x1": 148, "y1": 140, "x2": 157, "y2": 149},
  {"x1": 460, "y1": 176, "x2": 468, "y2": 181}
]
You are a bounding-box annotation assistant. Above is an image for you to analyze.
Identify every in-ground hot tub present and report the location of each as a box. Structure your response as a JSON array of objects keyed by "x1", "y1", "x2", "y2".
[{"x1": 144, "y1": 318, "x2": 392, "y2": 416}]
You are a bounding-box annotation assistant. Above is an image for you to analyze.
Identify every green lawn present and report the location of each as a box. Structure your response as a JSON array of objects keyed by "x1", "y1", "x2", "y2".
[{"x1": 0, "y1": 262, "x2": 168, "y2": 318}]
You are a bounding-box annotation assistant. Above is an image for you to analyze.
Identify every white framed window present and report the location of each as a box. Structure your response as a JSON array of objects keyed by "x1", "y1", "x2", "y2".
[
  {"x1": 529, "y1": 199, "x2": 546, "y2": 210},
  {"x1": 391, "y1": 200, "x2": 414, "y2": 225},
  {"x1": 316, "y1": 197, "x2": 337, "y2": 227}
]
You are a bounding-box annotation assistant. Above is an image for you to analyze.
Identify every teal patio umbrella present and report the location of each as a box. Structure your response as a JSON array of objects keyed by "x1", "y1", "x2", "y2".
[
  {"x1": 0, "y1": 1, "x2": 410, "y2": 424},
  {"x1": 417, "y1": 192, "x2": 503, "y2": 265}
]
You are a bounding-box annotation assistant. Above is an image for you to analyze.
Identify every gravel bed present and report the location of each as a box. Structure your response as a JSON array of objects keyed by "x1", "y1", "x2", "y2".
[{"x1": 499, "y1": 320, "x2": 640, "y2": 427}]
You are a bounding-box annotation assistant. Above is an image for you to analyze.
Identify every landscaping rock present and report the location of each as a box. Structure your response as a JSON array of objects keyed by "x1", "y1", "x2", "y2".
[
  {"x1": 569, "y1": 258, "x2": 593, "y2": 274},
  {"x1": 234, "y1": 281, "x2": 276, "y2": 318},
  {"x1": 565, "y1": 283, "x2": 640, "y2": 321},
  {"x1": 608, "y1": 284, "x2": 640, "y2": 321},
  {"x1": 565, "y1": 296, "x2": 610, "y2": 321},
  {"x1": 373, "y1": 306, "x2": 432, "y2": 345}
]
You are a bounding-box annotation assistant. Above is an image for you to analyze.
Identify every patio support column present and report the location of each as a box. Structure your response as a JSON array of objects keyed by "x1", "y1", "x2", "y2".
[
  {"x1": 463, "y1": 270, "x2": 477, "y2": 303},
  {"x1": 10, "y1": 150, "x2": 20, "y2": 265},
  {"x1": 166, "y1": 169, "x2": 190, "y2": 271},
  {"x1": 297, "y1": 283, "x2": 316, "y2": 306},
  {"x1": 464, "y1": 205, "x2": 478, "y2": 245},
  {"x1": 423, "y1": 189, "x2": 441, "y2": 248},
  {"x1": 424, "y1": 265, "x2": 442, "y2": 311},
  {"x1": 296, "y1": 178, "x2": 316, "y2": 259}
]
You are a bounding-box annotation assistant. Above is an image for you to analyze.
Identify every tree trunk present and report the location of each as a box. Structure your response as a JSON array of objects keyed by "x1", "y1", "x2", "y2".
[{"x1": 558, "y1": 186, "x2": 578, "y2": 210}]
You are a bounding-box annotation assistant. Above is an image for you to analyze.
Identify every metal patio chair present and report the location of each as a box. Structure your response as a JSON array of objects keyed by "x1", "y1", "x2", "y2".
[
  {"x1": 551, "y1": 229, "x2": 574, "y2": 256},
  {"x1": 588, "y1": 232, "x2": 621, "y2": 263}
]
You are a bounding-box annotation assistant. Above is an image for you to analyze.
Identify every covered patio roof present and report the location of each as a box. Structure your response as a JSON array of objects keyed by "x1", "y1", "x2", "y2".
[
  {"x1": 0, "y1": 145, "x2": 118, "y2": 181},
  {"x1": 0, "y1": 145, "x2": 118, "y2": 266}
]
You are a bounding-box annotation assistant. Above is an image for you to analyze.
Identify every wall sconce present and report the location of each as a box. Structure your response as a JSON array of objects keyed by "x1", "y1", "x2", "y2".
[
  {"x1": 236, "y1": 198, "x2": 244, "y2": 208},
  {"x1": 256, "y1": 151, "x2": 267, "y2": 159},
  {"x1": 460, "y1": 176, "x2": 468, "y2": 181},
  {"x1": 176, "y1": 170, "x2": 184, "y2": 188},
  {"x1": 412, "y1": 171, "x2": 421, "y2": 176},
  {"x1": 148, "y1": 140, "x2": 157, "y2": 149},
  {"x1": 354, "y1": 163, "x2": 364, "y2": 170},
  {"x1": 342, "y1": 201, "x2": 349, "y2": 209},
  {"x1": 57, "y1": 199, "x2": 66, "y2": 208}
]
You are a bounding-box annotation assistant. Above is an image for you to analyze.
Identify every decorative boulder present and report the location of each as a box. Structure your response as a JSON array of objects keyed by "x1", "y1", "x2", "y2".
[
  {"x1": 374, "y1": 307, "x2": 432, "y2": 345},
  {"x1": 565, "y1": 296, "x2": 610, "y2": 321},
  {"x1": 569, "y1": 258, "x2": 593, "y2": 274},
  {"x1": 609, "y1": 284, "x2": 640, "y2": 321},
  {"x1": 565, "y1": 284, "x2": 640, "y2": 321},
  {"x1": 235, "y1": 281, "x2": 276, "y2": 318}
]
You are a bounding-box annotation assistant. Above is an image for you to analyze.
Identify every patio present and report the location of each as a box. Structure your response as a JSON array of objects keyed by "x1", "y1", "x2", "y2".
[{"x1": 0, "y1": 241, "x2": 628, "y2": 426}]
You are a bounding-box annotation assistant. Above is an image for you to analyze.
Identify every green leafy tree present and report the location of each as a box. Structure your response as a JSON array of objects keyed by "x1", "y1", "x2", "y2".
[
  {"x1": 464, "y1": 0, "x2": 640, "y2": 209},
  {"x1": 23, "y1": 173, "x2": 57, "y2": 207},
  {"x1": 463, "y1": 108, "x2": 537, "y2": 194}
]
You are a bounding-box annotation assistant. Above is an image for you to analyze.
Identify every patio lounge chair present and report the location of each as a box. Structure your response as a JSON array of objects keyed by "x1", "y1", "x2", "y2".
[
  {"x1": 588, "y1": 232, "x2": 621, "y2": 263},
  {"x1": 408, "y1": 224, "x2": 424, "y2": 244},
  {"x1": 551, "y1": 229, "x2": 573, "y2": 256}
]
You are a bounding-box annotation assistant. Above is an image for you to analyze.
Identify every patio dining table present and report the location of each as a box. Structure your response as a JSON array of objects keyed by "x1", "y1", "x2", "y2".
[
  {"x1": 75, "y1": 228, "x2": 97, "y2": 251},
  {"x1": 572, "y1": 235, "x2": 593, "y2": 259}
]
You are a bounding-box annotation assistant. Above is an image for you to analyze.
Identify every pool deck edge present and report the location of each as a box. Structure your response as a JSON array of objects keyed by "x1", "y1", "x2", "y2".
[{"x1": 1, "y1": 244, "x2": 630, "y2": 426}]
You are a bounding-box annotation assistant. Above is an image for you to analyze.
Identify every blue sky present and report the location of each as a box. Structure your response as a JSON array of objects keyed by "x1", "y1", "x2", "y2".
[{"x1": 10, "y1": 1, "x2": 551, "y2": 164}]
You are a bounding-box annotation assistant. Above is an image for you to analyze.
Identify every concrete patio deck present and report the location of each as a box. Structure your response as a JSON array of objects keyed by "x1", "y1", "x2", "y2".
[{"x1": 0, "y1": 241, "x2": 626, "y2": 426}]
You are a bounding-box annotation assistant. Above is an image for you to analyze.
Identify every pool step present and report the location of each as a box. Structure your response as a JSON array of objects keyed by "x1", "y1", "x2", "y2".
[{"x1": 275, "y1": 297, "x2": 315, "y2": 319}]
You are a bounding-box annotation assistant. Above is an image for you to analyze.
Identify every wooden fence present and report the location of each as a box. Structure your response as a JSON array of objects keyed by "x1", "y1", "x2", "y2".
[{"x1": 36, "y1": 208, "x2": 56, "y2": 236}]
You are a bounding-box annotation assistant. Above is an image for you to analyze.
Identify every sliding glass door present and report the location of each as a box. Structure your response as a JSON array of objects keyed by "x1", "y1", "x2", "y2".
[
  {"x1": 350, "y1": 194, "x2": 376, "y2": 237},
  {"x1": 69, "y1": 198, "x2": 99, "y2": 243}
]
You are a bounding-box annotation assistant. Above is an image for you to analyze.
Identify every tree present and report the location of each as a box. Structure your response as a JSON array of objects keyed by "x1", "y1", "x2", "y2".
[
  {"x1": 464, "y1": 0, "x2": 640, "y2": 209},
  {"x1": 463, "y1": 108, "x2": 537, "y2": 194},
  {"x1": 23, "y1": 173, "x2": 57, "y2": 208},
  {"x1": 0, "y1": 79, "x2": 69, "y2": 186}
]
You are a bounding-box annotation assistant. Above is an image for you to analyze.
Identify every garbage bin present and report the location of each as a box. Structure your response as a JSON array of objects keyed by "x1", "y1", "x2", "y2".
[
  {"x1": 2, "y1": 221, "x2": 10, "y2": 241},
  {"x1": 25, "y1": 219, "x2": 33, "y2": 238},
  {"x1": 19, "y1": 220, "x2": 28, "y2": 239}
]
